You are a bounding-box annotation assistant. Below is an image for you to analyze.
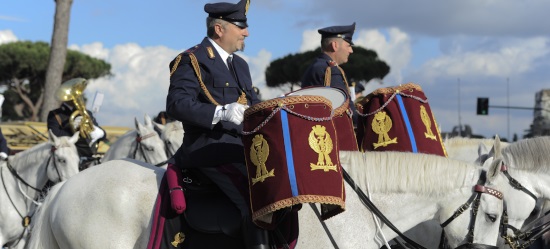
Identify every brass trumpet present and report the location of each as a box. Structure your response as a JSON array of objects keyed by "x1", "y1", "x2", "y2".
[{"x1": 55, "y1": 78, "x2": 94, "y2": 139}]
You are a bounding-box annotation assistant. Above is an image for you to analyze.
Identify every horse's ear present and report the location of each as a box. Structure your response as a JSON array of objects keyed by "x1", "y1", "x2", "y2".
[
  {"x1": 153, "y1": 121, "x2": 164, "y2": 133},
  {"x1": 487, "y1": 158, "x2": 502, "y2": 181},
  {"x1": 69, "y1": 132, "x2": 80, "y2": 144},
  {"x1": 143, "y1": 114, "x2": 153, "y2": 129},
  {"x1": 134, "y1": 117, "x2": 144, "y2": 133},
  {"x1": 48, "y1": 129, "x2": 59, "y2": 144},
  {"x1": 493, "y1": 135, "x2": 502, "y2": 159},
  {"x1": 478, "y1": 142, "x2": 489, "y2": 157}
]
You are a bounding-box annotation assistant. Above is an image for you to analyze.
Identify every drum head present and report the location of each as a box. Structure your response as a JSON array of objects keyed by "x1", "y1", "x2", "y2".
[{"x1": 286, "y1": 87, "x2": 346, "y2": 111}]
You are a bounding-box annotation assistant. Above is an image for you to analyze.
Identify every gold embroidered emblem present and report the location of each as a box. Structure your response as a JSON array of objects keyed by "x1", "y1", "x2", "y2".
[
  {"x1": 420, "y1": 105, "x2": 436, "y2": 141},
  {"x1": 171, "y1": 232, "x2": 185, "y2": 247},
  {"x1": 206, "y1": 47, "x2": 215, "y2": 59},
  {"x1": 372, "y1": 111, "x2": 398, "y2": 149},
  {"x1": 250, "y1": 134, "x2": 274, "y2": 185},
  {"x1": 309, "y1": 125, "x2": 336, "y2": 172}
]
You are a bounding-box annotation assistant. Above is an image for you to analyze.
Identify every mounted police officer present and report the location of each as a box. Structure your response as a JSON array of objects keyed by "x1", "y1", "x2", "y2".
[
  {"x1": 47, "y1": 78, "x2": 107, "y2": 171},
  {"x1": 301, "y1": 22, "x2": 359, "y2": 127},
  {"x1": 166, "y1": 0, "x2": 267, "y2": 248}
]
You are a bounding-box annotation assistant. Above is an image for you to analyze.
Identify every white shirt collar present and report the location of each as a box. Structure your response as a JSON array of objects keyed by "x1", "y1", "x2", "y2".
[{"x1": 208, "y1": 38, "x2": 231, "y2": 67}]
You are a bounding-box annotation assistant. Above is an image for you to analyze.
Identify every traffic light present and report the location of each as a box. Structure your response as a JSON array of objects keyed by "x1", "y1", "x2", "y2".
[{"x1": 477, "y1": 97, "x2": 489, "y2": 115}]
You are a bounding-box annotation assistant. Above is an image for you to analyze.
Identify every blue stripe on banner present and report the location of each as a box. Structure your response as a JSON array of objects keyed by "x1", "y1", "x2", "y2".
[
  {"x1": 396, "y1": 95, "x2": 418, "y2": 153},
  {"x1": 281, "y1": 110, "x2": 299, "y2": 196}
]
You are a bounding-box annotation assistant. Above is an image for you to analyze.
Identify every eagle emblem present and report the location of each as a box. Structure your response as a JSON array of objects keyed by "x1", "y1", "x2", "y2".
[
  {"x1": 250, "y1": 134, "x2": 274, "y2": 185},
  {"x1": 309, "y1": 125, "x2": 336, "y2": 172},
  {"x1": 372, "y1": 111, "x2": 398, "y2": 149}
]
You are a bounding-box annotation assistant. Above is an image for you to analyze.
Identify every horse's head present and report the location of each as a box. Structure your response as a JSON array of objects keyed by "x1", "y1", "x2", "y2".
[
  {"x1": 159, "y1": 121, "x2": 184, "y2": 158},
  {"x1": 47, "y1": 130, "x2": 80, "y2": 182},
  {"x1": 134, "y1": 114, "x2": 168, "y2": 165},
  {"x1": 484, "y1": 136, "x2": 542, "y2": 246},
  {"x1": 442, "y1": 167, "x2": 504, "y2": 248}
]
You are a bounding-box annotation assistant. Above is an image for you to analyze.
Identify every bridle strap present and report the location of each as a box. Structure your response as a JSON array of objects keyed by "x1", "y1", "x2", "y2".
[
  {"x1": 501, "y1": 164, "x2": 537, "y2": 201},
  {"x1": 342, "y1": 168, "x2": 427, "y2": 249}
]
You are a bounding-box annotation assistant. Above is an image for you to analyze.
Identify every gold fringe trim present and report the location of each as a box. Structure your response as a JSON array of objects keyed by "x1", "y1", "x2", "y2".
[
  {"x1": 244, "y1": 95, "x2": 332, "y2": 117},
  {"x1": 169, "y1": 54, "x2": 182, "y2": 77},
  {"x1": 370, "y1": 82, "x2": 423, "y2": 96},
  {"x1": 252, "y1": 195, "x2": 345, "y2": 222},
  {"x1": 324, "y1": 67, "x2": 331, "y2": 87}
]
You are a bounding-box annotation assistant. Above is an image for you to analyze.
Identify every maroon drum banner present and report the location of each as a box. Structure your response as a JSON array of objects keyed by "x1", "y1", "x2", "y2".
[
  {"x1": 286, "y1": 86, "x2": 359, "y2": 151},
  {"x1": 242, "y1": 95, "x2": 345, "y2": 229},
  {"x1": 356, "y1": 83, "x2": 447, "y2": 156}
]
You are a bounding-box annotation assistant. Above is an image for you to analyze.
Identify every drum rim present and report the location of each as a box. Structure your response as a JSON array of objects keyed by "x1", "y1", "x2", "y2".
[
  {"x1": 286, "y1": 86, "x2": 349, "y2": 115},
  {"x1": 244, "y1": 95, "x2": 332, "y2": 117}
]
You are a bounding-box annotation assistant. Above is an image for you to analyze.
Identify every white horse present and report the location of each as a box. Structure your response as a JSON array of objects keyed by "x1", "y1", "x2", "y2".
[
  {"x1": 156, "y1": 121, "x2": 184, "y2": 166},
  {"x1": 403, "y1": 136, "x2": 512, "y2": 248},
  {"x1": 25, "y1": 150, "x2": 505, "y2": 249},
  {"x1": 102, "y1": 114, "x2": 167, "y2": 166},
  {"x1": 482, "y1": 136, "x2": 550, "y2": 248},
  {"x1": 0, "y1": 131, "x2": 80, "y2": 248}
]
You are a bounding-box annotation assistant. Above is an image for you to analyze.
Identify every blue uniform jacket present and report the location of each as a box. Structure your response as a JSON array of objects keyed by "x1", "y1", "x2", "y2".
[
  {"x1": 301, "y1": 53, "x2": 358, "y2": 125},
  {"x1": 167, "y1": 37, "x2": 260, "y2": 168}
]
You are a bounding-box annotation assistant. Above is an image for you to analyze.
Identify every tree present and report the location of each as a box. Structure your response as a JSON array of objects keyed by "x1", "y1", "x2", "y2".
[
  {"x1": 265, "y1": 46, "x2": 390, "y2": 92},
  {"x1": 41, "y1": 0, "x2": 73, "y2": 122},
  {"x1": 0, "y1": 41, "x2": 111, "y2": 121}
]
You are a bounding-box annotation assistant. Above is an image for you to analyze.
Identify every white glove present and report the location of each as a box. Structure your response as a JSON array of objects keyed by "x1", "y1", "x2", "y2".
[
  {"x1": 89, "y1": 125, "x2": 105, "y2": 146},
  {"x1": 73, "y1": 116, "x2": 82, "y2": 130},
  {"x1": 0, "y1": 152, "x2": 7, "y2": 161},
  {"x1": 220, "y1": 103, "x2": 248, "y2": 125}
]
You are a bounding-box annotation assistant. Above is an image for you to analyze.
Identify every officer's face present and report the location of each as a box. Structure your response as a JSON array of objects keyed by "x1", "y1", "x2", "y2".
[
  {"x1": 218, "y1": 22, "x2": 249, "y2": 53},
  {"x1": 334, "y1": 39, "x2": 353, "y2": 65}
]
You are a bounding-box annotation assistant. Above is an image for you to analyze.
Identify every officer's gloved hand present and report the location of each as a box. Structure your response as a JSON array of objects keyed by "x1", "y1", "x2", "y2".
[
  {"x1": 0, "y1": 152, "x2": 8, "y2": 161},
  {"x1": 221, "y1": 102, "x2": 249, "y2": 125},
  {"x1": 89, "y1": 125, "x2": 105, "y2": 147}
]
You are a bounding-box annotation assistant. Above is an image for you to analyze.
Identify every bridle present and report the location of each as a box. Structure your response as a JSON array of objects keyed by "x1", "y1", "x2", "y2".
[
  {"x1": 338, "y1": 168, "x2": 504, "y2": 249},
  {"x1": 497, "y1": 163, "x2": 549, "y2": 249},
  {"x1": 439, "y1": 170, "x2": 503, "y2": 249},
  {"x1": 133, "y1": 132, "x2": 161, "y2": 165},
  {"x1": 0, "y1": 145, "x2": 64, "y2": 245}
]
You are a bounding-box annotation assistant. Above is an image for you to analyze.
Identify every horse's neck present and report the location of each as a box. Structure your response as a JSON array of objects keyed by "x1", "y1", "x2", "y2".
[
  {"x1": 104, "y1": 130, "x2": 138, "y2": 159},
  {"x1": 9, "y1": 146, "x2": 50, "y2": 188}
]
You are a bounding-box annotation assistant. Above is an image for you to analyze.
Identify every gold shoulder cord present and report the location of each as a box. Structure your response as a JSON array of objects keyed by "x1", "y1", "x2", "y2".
[
  {"x1": 324, "y1": 67, "x2": 331, "y2": 86},
  {"x1": 170, "y1": 52, "x2": 247, "y2": 106},
  {"x1": 324, "y1": 66, "x2": 352, "y2": 94}
]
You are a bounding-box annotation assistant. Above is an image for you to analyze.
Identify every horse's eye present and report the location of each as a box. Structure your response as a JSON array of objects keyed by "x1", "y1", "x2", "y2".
[
  {"x1": 144, "y1": 146, "x2": 154, "y2": 151},
  {"x1": 486, "y1": 214, "x2": 497, "y2": 222},
  {"x1": 58, "y1": 158, "x2": 66, "y2": 164}
]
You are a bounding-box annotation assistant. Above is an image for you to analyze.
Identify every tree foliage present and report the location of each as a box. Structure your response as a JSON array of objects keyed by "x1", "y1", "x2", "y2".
[
  {"x1": 0, "y1": 41, "x2": 111, "y2": 121},
  {"x1": 265, "y1": 46, "x2": 390, "y2": 92}
]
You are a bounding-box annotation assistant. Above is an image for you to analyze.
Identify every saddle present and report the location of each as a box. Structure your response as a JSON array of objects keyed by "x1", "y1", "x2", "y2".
[{"x1": 180, "y1": 168, "x2": 241, "y2": 238}]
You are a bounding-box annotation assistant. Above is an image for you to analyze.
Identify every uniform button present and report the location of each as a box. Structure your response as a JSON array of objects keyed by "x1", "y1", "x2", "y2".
[{"x1": 225, "y1": 82, "x2": 229, "y2": 86}]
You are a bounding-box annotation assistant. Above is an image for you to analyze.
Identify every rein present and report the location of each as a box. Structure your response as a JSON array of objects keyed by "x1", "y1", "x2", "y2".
[{"x1": 341, "y1": 168, "x2": 428, "y2": 249}]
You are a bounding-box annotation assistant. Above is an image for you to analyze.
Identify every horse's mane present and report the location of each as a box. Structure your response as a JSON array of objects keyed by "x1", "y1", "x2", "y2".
[
  {"x1": 444, "y1": 137, "x2": 496, "y2": 148},
  {"x1": 341, "y1": 151, "x2": 479, "y2": 196},
  {"x1": 502, "y1": 136, "x2": 550, "y2": 174}
]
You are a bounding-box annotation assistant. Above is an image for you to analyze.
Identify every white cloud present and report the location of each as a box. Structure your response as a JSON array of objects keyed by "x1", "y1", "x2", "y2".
[
  {"x1": 299, "y1": 29, "x2": 321, "y2": 52},
  {"x1": 418, "y1": 37, "x2": 550, "y2": 82},
  {"x1": 0, "y1": 30, "x2": 17, "y2": 44},
  {"x1": 70, "y1": 42, "x2": 178, "y2": 127},
  {"x1": 354, "y1": 28, "x2": 412, "y2": 84}
]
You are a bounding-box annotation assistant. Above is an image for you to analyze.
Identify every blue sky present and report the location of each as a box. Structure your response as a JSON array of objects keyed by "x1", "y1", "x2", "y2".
[{"x1": 2, "y1": 0, "x2": 550, "y2": 140}]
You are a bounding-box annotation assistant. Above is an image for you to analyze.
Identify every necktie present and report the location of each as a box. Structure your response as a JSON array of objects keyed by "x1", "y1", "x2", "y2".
[{"x1": 227, "y1": 56, "x2": 238, "y2": 82}]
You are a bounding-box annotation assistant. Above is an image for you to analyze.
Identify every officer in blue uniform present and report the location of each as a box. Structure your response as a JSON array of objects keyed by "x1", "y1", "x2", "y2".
[
  {"x1": 301, "y1": 22, "x2": 359, "y2": 127},
  {"x1": 166, "y1": 0, "x2": 266, "y2": 248}
]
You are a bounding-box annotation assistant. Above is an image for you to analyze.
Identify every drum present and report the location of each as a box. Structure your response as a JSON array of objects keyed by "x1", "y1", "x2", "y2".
[
  {"x1": 286, "y1": 86, "x2": 359, "y2": 151},
  {"x1": 356, "y1": 82, "x2": 447, "y2": 156},
  {"x1": 242, "y1": 95, "x2": 345, "y2": 229}
]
